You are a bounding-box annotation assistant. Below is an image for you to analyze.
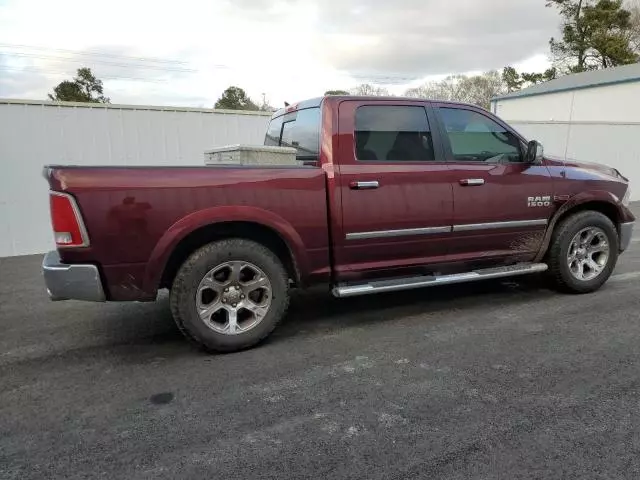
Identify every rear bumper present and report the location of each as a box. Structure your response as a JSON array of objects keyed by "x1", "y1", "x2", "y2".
[
  {"x1": 43, "y1": 251, "x2": 106, "y2": 302},
  {"x1": 620, "y1": 222, "x2": 635, "y2": 253}
]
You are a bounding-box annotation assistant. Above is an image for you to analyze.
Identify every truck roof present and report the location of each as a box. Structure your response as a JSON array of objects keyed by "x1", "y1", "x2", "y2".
[{"x1": 271, "y1": 96, "x2": 479, "y2": 118}]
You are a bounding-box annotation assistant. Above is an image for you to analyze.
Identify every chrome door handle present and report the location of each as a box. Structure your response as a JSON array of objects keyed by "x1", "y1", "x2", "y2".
[
  {"x1": 459, "y1": 178, "x2": 485, "y2": 186},
  {"x1": 350, "y1": 180, "x2": 380, "y2": 190}
]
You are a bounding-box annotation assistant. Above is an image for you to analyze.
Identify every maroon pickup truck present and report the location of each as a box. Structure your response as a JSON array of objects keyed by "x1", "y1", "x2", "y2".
[{"x1": 43, "y1": 96, "x2": 635, "y2": 352}]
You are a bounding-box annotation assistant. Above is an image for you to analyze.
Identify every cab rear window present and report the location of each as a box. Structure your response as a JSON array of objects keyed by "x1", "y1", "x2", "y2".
[{"x1": 264, "y1": 107, "x2": 321, "y2": 161}]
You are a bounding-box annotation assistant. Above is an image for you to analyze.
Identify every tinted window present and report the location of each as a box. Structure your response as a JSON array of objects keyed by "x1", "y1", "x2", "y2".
[
  {"x1": 264, "y1": 107, "x2": 320, "y2": 160},
  {"x1": 355, "y1": 106, "x2": 435, "y2": 161},
  {"x1": 264, "y1": 115, "x2": 283, "y2": 147},
  {"x1": 439, "y1": 108, "x2": 522, "y2": 163}
]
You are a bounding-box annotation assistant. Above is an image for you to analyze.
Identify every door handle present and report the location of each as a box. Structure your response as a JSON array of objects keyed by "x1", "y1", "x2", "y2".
[
  {"x1": 459, "y1": 178, "x2": 485, "y2": 186},
  {"x1": 350, "y1": 180, "x2": 380, "y2": 190}
]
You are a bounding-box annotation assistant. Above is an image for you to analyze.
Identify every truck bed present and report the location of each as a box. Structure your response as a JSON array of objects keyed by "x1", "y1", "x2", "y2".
[{"x1": 44, "y1": 165, "x2": 330, "y2": 300}]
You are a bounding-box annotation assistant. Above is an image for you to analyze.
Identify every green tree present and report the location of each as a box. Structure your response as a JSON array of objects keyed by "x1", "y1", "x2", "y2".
[
  {"x1": 324, "y1": 90, "x2": 350, "y2": 95},
  {"x1": 214, "y1": 86, "x2": 259, "y2": 110},
  {"x1": 502, "y1": 66, "x2": 524, "y2": 92},
  {"x1": 502, "y1": 66, "x2": 558, "y2": 92},
  {"x1": 48, "y1": 68, "x2": 110, "y2": 103},
  {"x1": 522, "y1": 68, "x2": 558, "y2": 84},
  {"x1": 548, "y1": 0, "x2": 638, "y2": 72}
]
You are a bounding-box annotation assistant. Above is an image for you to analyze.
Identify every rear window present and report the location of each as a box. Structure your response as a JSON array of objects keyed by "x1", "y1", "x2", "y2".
[{"x1": 264, "y1": 107, "x2": 321, "y2": 161}]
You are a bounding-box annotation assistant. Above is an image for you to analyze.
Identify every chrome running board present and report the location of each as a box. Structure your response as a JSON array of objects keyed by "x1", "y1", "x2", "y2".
[{"x1": 332, "y1": 263, "x2": 548, "y2": 298}]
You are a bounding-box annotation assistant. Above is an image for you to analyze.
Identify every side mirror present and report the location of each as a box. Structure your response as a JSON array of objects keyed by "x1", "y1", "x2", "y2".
[{"x1": 525, "y1": 140, "x2": 544, "y2": 164}]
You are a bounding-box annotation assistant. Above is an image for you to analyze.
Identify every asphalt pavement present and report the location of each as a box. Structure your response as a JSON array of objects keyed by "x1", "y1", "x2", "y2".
[{"x1": 1, "y1": 205, "x2": 640, "y2": 479}]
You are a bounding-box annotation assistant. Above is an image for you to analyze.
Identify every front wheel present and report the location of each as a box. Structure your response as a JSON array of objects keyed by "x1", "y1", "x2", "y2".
[
  {"x1": 170, "y1": 239, "x2": 290, "y2": 352},
  {"x1": 547, "y1": 211, "x2": 619, "y2": 294}
]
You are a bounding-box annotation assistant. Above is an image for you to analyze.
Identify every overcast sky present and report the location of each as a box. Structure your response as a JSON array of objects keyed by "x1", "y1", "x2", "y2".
[{"x1": 0, "y1": 0, "x2": 560, "y2": 108}]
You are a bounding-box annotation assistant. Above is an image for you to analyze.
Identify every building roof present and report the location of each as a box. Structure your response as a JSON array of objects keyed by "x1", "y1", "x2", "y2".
[{"x1": 493, "y1": 62, "x2": 640, "y2": 102}]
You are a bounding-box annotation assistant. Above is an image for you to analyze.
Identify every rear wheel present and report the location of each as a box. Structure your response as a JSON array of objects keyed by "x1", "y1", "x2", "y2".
[
  {"x1": 547, "y1": 211, "x2": 618, "y2": 293},
  {"x1": 170, "y1": 239, "x2": 290, "y2": 352}
]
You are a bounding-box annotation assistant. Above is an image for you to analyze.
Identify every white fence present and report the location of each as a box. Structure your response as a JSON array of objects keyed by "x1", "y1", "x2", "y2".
[{"x1": 0, "y1": 99, "x2": 271, "y2": 257}]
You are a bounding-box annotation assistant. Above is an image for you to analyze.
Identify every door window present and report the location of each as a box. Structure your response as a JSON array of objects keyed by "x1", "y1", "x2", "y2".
[
  {"x1": 439, "y1": 108, "x2": 522, "y2": 163},
  {"x1": 355, "y1": 106, "x2": 435, "y2": 161}
]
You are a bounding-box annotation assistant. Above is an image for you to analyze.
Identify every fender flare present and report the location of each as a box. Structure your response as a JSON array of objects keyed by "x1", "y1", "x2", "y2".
[
  {"x1": 142, "y1": 206, "x2": 309, "y2": 293},
  {"x1": 534, "y1": 190, "x2": 623, "y2": 262}
]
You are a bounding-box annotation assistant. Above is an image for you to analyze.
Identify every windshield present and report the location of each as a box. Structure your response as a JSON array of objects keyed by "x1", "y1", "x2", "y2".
[{"x1": 264, "y1": 107, "x2": 321, "y2": 162}]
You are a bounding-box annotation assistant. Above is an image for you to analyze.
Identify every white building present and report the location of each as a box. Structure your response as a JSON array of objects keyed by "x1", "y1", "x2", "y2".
[
  {"x1": 491, "y1": 63, "x2": 640, "y2": 201},
  {"x1": 0, "y1": 99, "x2": 271, "y2": 257}
]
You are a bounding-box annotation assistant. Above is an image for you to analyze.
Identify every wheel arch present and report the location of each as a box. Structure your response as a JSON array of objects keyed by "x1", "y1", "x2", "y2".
[
  {"x1": 143, "y1": 206, "x2": 308, "y2": 294},
  {"x1": 535, "y1": 191, "x2": 624, "y2": 262}
]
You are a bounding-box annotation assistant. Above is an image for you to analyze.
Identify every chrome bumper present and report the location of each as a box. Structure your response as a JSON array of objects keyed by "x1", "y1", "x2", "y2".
[
  {"x1": 620, "y1": 222, "x2": 635, "y2": 253},
  {"x1": 43, "y1": 251, "x2": 106, "y2": 302}
]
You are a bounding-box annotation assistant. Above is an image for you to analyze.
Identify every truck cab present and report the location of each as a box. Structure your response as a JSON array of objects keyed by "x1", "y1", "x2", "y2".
[{"x1": 265, "y1": 96, "x2": 633, "y2": 289}]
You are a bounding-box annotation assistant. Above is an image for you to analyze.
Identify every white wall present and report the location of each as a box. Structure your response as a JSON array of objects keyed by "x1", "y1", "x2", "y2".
[
  {"x1": 494, "y1": 82, "x2": 640, "y2": 200},
  {"x1": 0, "y1": 99, "x2": 271, "y2": 257},
  {"x1": 496, "y1": 90, "x2": 575, "y2": 122}
]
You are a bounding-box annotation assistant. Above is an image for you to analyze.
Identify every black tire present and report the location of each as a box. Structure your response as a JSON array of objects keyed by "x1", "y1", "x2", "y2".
[
  {"x1": 170, "y1": 239, "x2": 290, "y2": 353},
  {"x1": 547, "y1": 210, "x2": 619, "y2": 294}
]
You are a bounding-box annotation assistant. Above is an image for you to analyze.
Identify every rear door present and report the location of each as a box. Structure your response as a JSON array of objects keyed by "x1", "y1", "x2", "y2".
[
  {"x1": 334, "y1": 100, "x2": 455, "y2": 280},
  {"x1": 433, "y1": 104, "x2": 554, "y2": 262}
]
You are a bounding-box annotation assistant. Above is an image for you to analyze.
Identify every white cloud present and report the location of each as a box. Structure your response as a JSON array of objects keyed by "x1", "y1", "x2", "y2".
[
  {"x1": 514, "y1": 53, "x2": 553, "y2": 73},
  {"x1": 0, "y1": 0, "x2": 559, "y2": 107}
]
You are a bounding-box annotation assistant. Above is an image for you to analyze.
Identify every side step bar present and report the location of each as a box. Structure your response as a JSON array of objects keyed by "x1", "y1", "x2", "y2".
[{"x1": 332, "y1": 263, "x2": 548, "y2": 298}]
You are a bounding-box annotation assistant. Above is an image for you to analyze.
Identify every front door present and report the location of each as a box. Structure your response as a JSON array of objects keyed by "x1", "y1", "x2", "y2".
[
  {"x1": 433, "y1": 104, "x2": 555, "y2": 262},
  {"x1": 334, "y1": 100, "x2": 455, "y2": 280}
]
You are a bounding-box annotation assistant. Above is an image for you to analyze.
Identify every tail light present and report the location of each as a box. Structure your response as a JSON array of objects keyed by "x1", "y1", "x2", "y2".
[{"x1": 49, "y1": 191, "x2": 90, "y2": 248}]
